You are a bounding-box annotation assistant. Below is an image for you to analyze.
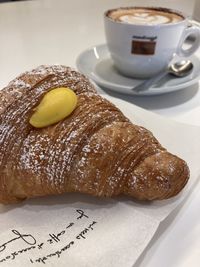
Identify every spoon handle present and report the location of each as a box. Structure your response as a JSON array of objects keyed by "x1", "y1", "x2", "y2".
[{"x1": 131, "y1": 70, "x2": 168, "y2": 93}]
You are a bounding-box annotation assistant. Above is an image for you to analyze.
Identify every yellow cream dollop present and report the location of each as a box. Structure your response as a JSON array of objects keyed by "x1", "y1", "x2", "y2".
[{"x1": 29, "y1": 87, "x2": 77, "y2": 128}]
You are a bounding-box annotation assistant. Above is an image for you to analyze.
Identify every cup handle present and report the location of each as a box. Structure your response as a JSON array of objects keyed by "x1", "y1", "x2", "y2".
[{"x1": 177, "y1": 25, "x2": 200, "y2": 57}]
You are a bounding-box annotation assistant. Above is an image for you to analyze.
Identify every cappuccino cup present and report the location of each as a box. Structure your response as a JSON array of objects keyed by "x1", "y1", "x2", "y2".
[{"x1": 104, "y1": 7, "x2": 200, "y2": 78}]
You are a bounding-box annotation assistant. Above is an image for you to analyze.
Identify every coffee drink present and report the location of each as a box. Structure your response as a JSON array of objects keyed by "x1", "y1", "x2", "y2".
[
  {"x1": 104, "y1": 6, "x2": 200, "y2": 78},
  {"x1": 106, "y1": 7, "x2": 184, "y2": 25}
]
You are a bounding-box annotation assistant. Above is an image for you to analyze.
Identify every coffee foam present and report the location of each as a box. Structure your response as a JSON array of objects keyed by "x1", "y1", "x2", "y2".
[{"x1": 107, "y1": 8, "x2": 184, "y2": 25}]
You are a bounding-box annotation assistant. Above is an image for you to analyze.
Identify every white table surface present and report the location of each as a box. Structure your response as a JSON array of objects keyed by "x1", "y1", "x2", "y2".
[{"x1": 0, "y1": 0, "x2": 200, "y2": 266}]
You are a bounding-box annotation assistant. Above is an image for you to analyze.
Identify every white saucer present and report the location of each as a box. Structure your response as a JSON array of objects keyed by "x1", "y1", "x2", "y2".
[{"x1": 76, "y1": 44, "x2": 200, "y2": 96}]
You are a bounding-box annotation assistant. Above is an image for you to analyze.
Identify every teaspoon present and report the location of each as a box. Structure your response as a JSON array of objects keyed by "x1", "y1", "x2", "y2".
[{"x1": 131, "y1": 60, "x2": 193, "y2": 93}]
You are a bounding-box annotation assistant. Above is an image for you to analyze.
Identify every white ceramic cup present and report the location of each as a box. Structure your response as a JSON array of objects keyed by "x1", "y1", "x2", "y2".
[{"x1": 104, "y1": 7, "x2": 200, "y2": 78}]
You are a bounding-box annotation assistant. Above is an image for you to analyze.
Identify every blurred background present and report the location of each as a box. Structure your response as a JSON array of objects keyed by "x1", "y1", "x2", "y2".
[
  {"x1": 0, "y1": 0, "x2": 197, "y2": 15},
  {"x1": 0, "y1": 0, "x2": 198, "y2": 89}
]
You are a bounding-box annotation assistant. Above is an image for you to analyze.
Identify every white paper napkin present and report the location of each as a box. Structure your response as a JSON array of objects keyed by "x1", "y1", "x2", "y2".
[{"x1": 0, "y1": 96, "x2": 200, "y2": 267}]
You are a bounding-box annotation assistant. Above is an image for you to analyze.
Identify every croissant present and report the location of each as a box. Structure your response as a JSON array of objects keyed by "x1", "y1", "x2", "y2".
[{"x1": 0, "y1": 65, "x2": 189, "y2": 204}]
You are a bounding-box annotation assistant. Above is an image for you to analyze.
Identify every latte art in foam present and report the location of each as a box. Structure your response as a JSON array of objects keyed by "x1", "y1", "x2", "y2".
[
  {"x1": 107, "y1": 8, "x2": 184, "y2": 25},
  {"x1": 120, "y1": 13, "x2": 179, "y2": 25}
]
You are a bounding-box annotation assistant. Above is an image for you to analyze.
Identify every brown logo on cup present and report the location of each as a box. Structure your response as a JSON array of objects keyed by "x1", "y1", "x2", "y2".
[{"x1": 131, "y1": 35, "x2": 157, "y2": 55}]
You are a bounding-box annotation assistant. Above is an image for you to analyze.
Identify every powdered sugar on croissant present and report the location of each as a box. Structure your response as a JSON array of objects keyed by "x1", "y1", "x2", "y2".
[{"x1": 0, "y1": 65, "x2": 189, "y2": 203}]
